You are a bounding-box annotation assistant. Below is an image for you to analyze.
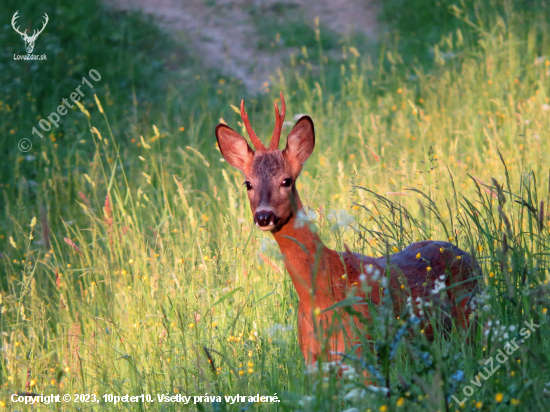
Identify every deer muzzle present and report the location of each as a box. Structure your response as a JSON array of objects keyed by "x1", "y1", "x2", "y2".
[{"x1": 254, "y1": 209, "x2": 278, "y2": 230}]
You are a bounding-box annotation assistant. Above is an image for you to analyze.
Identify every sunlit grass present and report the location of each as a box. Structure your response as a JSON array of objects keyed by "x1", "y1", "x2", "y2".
[{"x1": 1, "y1": 1, "x2": 550, "y2": 411}]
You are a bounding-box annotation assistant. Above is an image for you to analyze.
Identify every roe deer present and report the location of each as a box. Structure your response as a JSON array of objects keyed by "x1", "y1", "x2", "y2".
[{"x1": 215, "y1": 93, "x2": 480, "y2": 364}]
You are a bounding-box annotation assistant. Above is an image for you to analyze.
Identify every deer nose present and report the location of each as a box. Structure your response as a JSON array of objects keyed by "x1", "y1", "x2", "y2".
[{"x1": 255, "y1": 210, "x2": 276, "y2": 227}]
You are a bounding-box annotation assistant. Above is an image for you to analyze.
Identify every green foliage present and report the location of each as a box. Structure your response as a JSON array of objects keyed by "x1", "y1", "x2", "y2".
[
  {"x1": 0, "y1": 0, "x2": 238, "y2": 193},
  {"x1": 1, "y1": 0, "x2": 550, "y2": 411},
  {"x1": 379, "y1": 0, "x2": 550, "y2": 66},
  {"x1": 252, "y1": 5, "x2": 337, "y2": 51}
]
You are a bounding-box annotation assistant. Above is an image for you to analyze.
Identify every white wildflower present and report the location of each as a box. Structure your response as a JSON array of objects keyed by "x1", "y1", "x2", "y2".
[
  {"x1": 260, "y1": 237, "x2": 277, "y2": 253},
  {"x1": 431, "y1": 278, "x2": 446, "y2": 295},
  {"x1": 406, "y1": 297, "x2": 418, "y2": 320},
  {"x1": 305, "y1": 362, "x2": 318, "y2": 375},
  {"x1": 366, "y1": 385, "x2": 389, "y2": 395},
  {"x1": 328, "y1": 209, "x2": 355, "y2": 228},
  {"x1": 295, "y1": 208, "x2": 317, "y2": 228},
  {"x1": 343, "y1": 389, "x2": 366, "y2": 401},
  {"x1": 267, "y1": 324, "x2": 292, "y2": 337},
  {"x1": 321, "y1": 361, "x2": 341, "y2": 373},
  {"x1": 341, "y1": 365, "x2": 357, "y2": 381},
  {"x1": 298, "y1": 395, "x2": 315, "y2": 407}
]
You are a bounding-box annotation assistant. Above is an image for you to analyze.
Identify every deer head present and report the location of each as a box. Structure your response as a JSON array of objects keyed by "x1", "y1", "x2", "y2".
[
  {"x1": 216, "y1": 93, "x2": 315, "y2": 232},
  {"x1": 12, "y1": 11, "x2": 49, "y2": 54}
]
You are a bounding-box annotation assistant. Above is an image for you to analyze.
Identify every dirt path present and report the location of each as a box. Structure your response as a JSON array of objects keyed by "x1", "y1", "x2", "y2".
[{"x1": 104, "y1": 0, "x2": 378, "y2": 92}]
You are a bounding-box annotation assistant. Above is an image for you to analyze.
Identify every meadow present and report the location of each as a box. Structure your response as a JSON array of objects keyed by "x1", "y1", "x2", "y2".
[{"x1": 1, "y1": 0, "x2": 550, "y2": 411}]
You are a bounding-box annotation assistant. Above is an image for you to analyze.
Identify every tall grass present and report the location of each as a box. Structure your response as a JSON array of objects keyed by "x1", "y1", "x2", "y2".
[{"x1": 1, "y1": 1, "x2": 550, "y2": 411}]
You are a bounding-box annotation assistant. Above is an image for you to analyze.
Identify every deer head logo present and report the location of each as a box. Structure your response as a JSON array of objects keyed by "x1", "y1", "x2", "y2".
[{"x1": 11, "y1": 11, "x2": 49, "y2": 54}]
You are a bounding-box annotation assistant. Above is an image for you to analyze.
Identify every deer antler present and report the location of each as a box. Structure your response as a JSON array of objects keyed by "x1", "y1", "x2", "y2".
[
  {"x1": 28, "y1": 13, "x2": 49, "y2": 41},
  {"x1": 269, "y1": 92, "x2": 286, "y2": 150},
  {"x1": 11, "y1": 11, "x2": 27, "y2": 37},
  {"x1": 240, "y1": 99, "x2": 266, "y2": 151}
]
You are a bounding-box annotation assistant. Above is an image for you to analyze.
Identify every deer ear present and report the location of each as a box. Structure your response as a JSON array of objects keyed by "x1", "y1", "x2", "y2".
[
  {"x1": 216, "y1": 124, "x2": 255, "y2": 174},
  {"x1": 283, "y1": 116, "x2": 315, "y2": 177}
]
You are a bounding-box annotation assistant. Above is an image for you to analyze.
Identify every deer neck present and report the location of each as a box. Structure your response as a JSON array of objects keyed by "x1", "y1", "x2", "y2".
[{"x1": 271, "y1": 194, "x2": 337, "y2": 305}]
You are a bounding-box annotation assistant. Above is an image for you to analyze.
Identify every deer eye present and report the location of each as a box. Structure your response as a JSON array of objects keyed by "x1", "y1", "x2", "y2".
[
  {"x1": 244, "y1": 181, "x2": 252, "y2": 191},
  {"x1": 281, "y1": 178, "x2": 292, "y2": 188}
]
